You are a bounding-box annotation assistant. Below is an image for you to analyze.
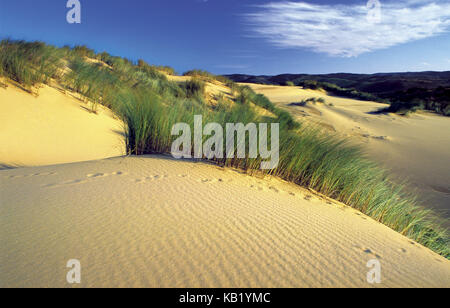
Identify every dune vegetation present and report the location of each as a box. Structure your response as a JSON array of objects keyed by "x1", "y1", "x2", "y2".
[
  {"x1": 0, "y1": 39, "x2": 448, "y2": 258},
  {"x1": 297, "y1": 80, "x2": 389, "y2": 104},
  {"x1": 289, "y1": 97, "x2": 326, "y2": 107},
  {"x1": 380, "y1": 96, "x2": 450, "y2": 116},
  {"x1": 228, "y1": 74, "x2": 450, "y2": 116},
  {"x1": 303, "y1": 81, "x2": 450, "y2": 116}
]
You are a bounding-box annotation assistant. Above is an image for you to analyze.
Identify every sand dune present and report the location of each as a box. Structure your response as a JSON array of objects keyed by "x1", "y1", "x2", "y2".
[
  {"x1": 1, "y1": 77, "x2": 449, "y2": 288},
  {"x1": 246, "y1": 83, "x2": 450, "y2": 221},
  {"x1": 0, "y1": 81, "x2": 125, "y2": 168},
  {"x1": 1, "y1": 155, "x2": 449, "y2": 288}
]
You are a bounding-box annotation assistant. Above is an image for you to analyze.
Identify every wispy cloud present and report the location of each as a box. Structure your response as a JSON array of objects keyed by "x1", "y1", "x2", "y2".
[{"x1": 246, "y1": 0, "x2": 450, "y2": 57}]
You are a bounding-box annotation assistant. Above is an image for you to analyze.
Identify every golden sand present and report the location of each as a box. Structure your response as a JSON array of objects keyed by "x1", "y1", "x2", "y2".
[
  {"x1": 0, "y1": 82, "x2": 125, "y2": 168},
  {"x1": 1, "y1": 156, "x2": 449, "y2": 287},
  {"x1": 1, "y1": 81, "x2": 449, "y2": 288}
]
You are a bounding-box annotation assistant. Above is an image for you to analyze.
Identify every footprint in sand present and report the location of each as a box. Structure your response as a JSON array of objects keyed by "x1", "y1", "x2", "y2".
[
  {"x1": 64, "y1": 179, "x2": 87, "y2": 185},
  {"x1": 43, "y1": 171, "x2": 124, "y2": 188},
  {"x1": 87, "y1": 171, "x2": 124, "y2": 178},
  {"x1": 249, "y1": 184, "x2": 265, "y2": 191},
  {"x1": 32, "y1": 172, "x2": 57, "y2": 177},
  {"x1": 87, "y1": 173, "x2": 106, "y2": 178},
  {"x1": 409, "y1": 241, "x2": 421, "y2": 249},
  {"x1": 304, "y1": 195, "x2": 313, "y2": 201},
  {"x1": 199, "y1": 178, "x2": 218, "y2": 184},
  {"x1": 7, "y1": 172, "x2": 57, "y2": 179},
  {"x1": 248, "y1": 183, "x2": 296, "y2": 196},
  {"x1": 135, "y1": 174, "x2": 168, "y2": 183},
  {"x1": 372, "y1": 135, "x2": 389, "y2": 141},
  {"x1": 363, "y1": 248, "x2": 382, "y2": 259},
  {"x1": 44, "y1": 178, "x2": 87, "y2": 188},
  {"x1": 268, "y1": 186, "x2": 280, "y2": 193},
  {"x1": 196, "y1": 176, "x2": 227, "y2": 184},
  {"x1": 353, "y1": 245, "x2": 382, "y2": 259},
  {"x1": 354, "y1": 212, "x2": 367, "y2": 220},
  {"x1": 135, "y1": 178, "x2": 149, "y2": 183},
  {"x1": 362, "y1": 134, "x2": 389, "y2": 141}
]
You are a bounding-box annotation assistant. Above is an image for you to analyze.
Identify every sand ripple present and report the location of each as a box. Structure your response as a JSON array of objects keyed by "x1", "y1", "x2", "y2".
[{"x1": 1, "y1": 156, "x2": 449, "y2": 287}]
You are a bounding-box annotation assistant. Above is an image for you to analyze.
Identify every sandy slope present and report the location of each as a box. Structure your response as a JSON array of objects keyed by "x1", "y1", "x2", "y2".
[
  {"x1": 1, "y1": 77, "x2": 448, "y2": 288},
  {"x1": 1, "y1": 155, "x2": 449, "y2": 288},
  {"x1": 0, "y1": 82, "x2": 125, "y2": 169},
  {"x1": 246, "y1": 84, "x2": 450, "y2": 221}
]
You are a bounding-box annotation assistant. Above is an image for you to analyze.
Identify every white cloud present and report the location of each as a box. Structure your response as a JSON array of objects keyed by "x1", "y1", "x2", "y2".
[{"x1": 246, "y1": 0, "x2": 450, "y2": 57}]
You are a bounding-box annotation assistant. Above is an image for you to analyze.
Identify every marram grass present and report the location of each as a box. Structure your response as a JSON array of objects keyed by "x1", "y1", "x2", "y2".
[{"x1": 1, "y1": 39, "x2": 448, "y2": 258}]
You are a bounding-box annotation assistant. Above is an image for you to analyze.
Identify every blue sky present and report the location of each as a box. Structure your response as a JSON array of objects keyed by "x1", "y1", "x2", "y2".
[{"x1": 1, "y1": 0, "x2": 450, "y2": 75}]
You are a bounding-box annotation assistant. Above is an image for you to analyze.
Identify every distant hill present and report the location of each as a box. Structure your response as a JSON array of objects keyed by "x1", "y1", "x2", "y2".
[
  {"x1": 226, "y1": 71, "x2": 450, "y2": 93},
  {"x1": 226, "y1": 72, "x2": 450, "y2": 115}
]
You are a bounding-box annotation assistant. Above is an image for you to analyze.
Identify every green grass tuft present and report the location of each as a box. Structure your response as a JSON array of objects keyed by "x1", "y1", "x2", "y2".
[{"x1": 0, "y1": 39, "x2": 63, "y2": 88}]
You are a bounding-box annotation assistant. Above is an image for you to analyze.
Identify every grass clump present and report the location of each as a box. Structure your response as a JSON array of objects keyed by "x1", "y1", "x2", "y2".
[
  {"x1": 137, "y1": 59, "x2": 176, "y2": 77},
  {"x1": 285, "y1": 81, "x2": 295, "y2": 86},
  {"x1": 381, "y1": 100, "x2": 425, "y2": 116},
  {"x1": 181, "y1": 77, "x2": 206, "y2": 99},
  {"x1": 71, "y1": 45, "x2": 96, "y2": 58},
  {"x1": 64, "y1": 57, "x2": 121, "y2": 112},
  {"x1": 0, "y1": 39, "x2": 63, "y2": 89},
  {"x1": 183, "y1": 69, "x2": 232, "y2": 84},
  {"x1": 381, "y1": 95, "x2": 450, "y2": 116},
  {"x1": 290, "y1": 97, "x2": 326, "y2": 106}
]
